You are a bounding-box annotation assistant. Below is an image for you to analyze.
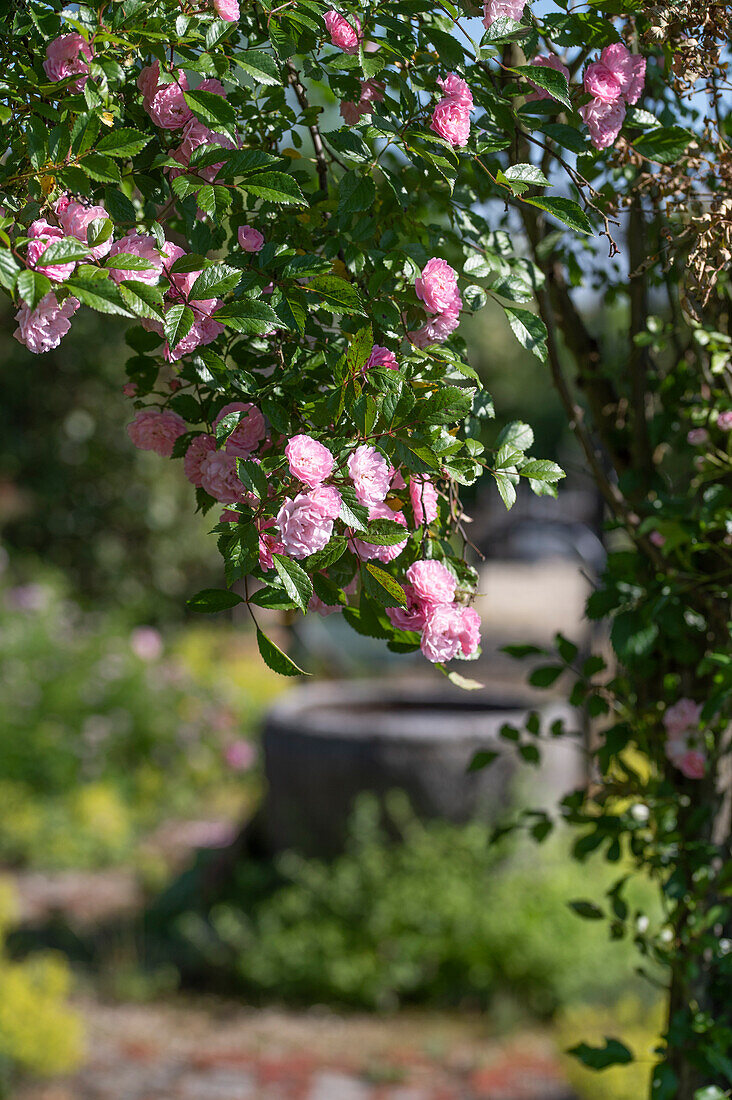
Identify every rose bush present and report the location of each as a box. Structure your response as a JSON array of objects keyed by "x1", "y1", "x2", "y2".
[{"x1": 1, "y1": 0, "x2": 730, "y2": 1094}]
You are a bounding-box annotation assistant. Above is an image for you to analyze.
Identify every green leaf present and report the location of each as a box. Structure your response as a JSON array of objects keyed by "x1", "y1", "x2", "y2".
[
  {"x1": 104, "y1": 252, "x2": 157, "y2": 271},
  {"x1": 197, "y1": 184, "x2": 231, "y2": 219},
  {"x1": 364, "y1": 563, "x2": 407, "y2": 608},
  {"x1": 493, "y1": 470, "x2": 517, "y2": 510},
  {"x1": 502, "y1": 162, "x2": 549, "y2": 187},
  {"x1": 338, "y1": 485, "x2": 369, "y2": 531},
  {"x1": 338, "y1": 170, "x2": 376, "y2": 215},
  {"x1": 568, "y1": 899, "x2": 605, "y2": 921},
  {"x1": 568, "y1": 1038, "x2": 633, "y2": 1070},
  {"x1": 16, "y1": 269, "x2": 52, "y2": 309},
  {"x1": 529, "y1": 665, "x2": 564, "y2": 687},
  {"x1": 234, "y1": 49, "x2": 281, "y2": 86},
  {"x1": 63, "y1": 277, "x2": 134, "y2": 316},
  {"x1": 510, "y1": 64, "x2": 571, "y2": 109},
  {"x1": 0, "y1": 249, "x2": 20, "y2": 291},
  {"x1": 273, "y1": 553, "x2": 313, "y2": 612},
  {"x1": 188, "y1": 263, "x2": 241, "y2": 300},
  {"x1": 256, "y1": 627, "x2": 309, "y2": 676},
  {"x1": 419, "y1": 385, "x2": 474, "y2": 425},
  {"x1": 633, "y1": 126, "x2": 694, "y2": 165},
  {"x1": 359, "y1": 518, "x2": 409, "y2": 546},
  {"x1": 307, "y1": 274, "x2": 365, "y2": 315},
  {"x1": 164, "y1": 303, "x2": 195, "y2": 350},
  {"x1": 80, "y1": 153, "x2": 121, "y2": 183},
  {"x1": 694, "y1": 1089, "x2": 730, "y2": 1100},
  {"x1": 185, "y1": 88, "x2": 238, "y2": 134},
  {"x1": 523, "y1": 196, "x2": 593, "y2": 235},
  {"x1": 347, "y1": 324, "x2": 374, "y2": 373},
  {"x1": 187, "y1": 588, "x2": 244, "y2": 612},
  {"x1": 520, "y1": 459, "x2": 565, "y2": 483},
  {"x1": 236, "y1": 457, "x2": 269, "y2": 499},
  {"x1": 496, "y1": 420, "x2": 534, "y2": 451},
  {"x1": 239, "y1": 171, "x2": 307, "y2": 205},
  {"x1": 37, "y1": 238, "x2": 89, "y2": 265},
  {"x1": 215, "y1": 300, "x2": 281, "y2": 334},
  {"x1": 468, "y1": 750, "x2": 499, "y2": 772},
  {"x1": 118, "y1": 280, "x2": 164, "y2": 320},
  {"x1": 96, "y1": 127, "x2": 151, "y2": 158},
  {"x1": 504, "y1": 306, "x2": 548, "y2": 361}
]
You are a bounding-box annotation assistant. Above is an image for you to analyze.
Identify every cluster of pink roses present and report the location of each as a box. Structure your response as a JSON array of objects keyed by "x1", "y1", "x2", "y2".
[
  {"x1": 387, "y1": 560, "x2": 480, "y2": 663},
  {"x1": 580, "y1": 43, "x2": 646, "y2": 150},
  {"x1": 43, "y1": 33, "x2": 93, "y2": 90},
  {"x1": 431, "y1": 74, "x2": 474, "y2": 149},
  {"x1": 409, "y1": 256, "x2": 463, "y2": 348},
  {"x1": 663, "y1": 698, "x2": 706, "y2": 780}
]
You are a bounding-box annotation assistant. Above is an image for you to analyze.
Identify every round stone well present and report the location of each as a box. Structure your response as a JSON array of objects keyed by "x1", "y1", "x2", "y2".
[{"x1": 262, "y1": 679, "x2": 573, "y2": 858}]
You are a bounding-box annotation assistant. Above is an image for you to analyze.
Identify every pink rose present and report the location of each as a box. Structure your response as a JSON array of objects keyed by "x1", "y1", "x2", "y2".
[
  {"x1": 526, "y1": 54, "x2": 570, "y2": 102},
  {"x1": 437, "y1": 74, "x2": 473, "y2": 109},
  {"x1": 456, "y1": 606, "x2": 481, "y2": 657},
  {"x1": 386, "y1": 584, "x2": 427, "y2": 632},
  {"x1": 415, "y1": 257, "x2": 461, "y2": 315},
  {"x1": 678, "y1": 751, "x2": 706, "y2": 780},
  {"x1": 214, "y1": 0, "x2": 240, "y2": 21},
  {"x1": 324, "y1": 10, "x2": 362, "y2": 54},
  {"x1": 43, "y1": 34, "x2": 93, "y2": 90},
  {"x1": 365, "y1": 345, "x2": 399, "y2": 371},
  {"x1": 165, "y1": 311, "x2": 225, "y2": 362},
  {"x1": 431, "y1": 98, "x2": 472, "y2": 148},
  {"x1": 352, "y1": 501, "x2": 408, "y2": 563},
  {"x1": 579, "y1": 97, "x2": 625, "y2": 150},
  {"x1": 308, "y1": 485, "x2": 342, "y2": 520},
  {"x1": 137, "y1": 61, "x2": 160, "y2": 103},
  {"x1": 406, "y1": 559, "x2": 457, "y2": 607},
  {"x1": 410, "y1": 475, "x2": 438, "y2": 526},
  {"x1": 200, "y1": 450, "x2": 251, "y2": 504},
  {"x1": 213, "y1": 402, "x2": 267, "y2": 457},
  {"x1": 276, "y1": 493, "x2": 335, "y2": 559},
  {"x1": 390, "y1": 468, "x2": 407, "y2": 491},
  {"x1": 408, "y1": 309, "x2": 461, "y2": 348},
  {"x1": 146, "y1": 74, "x2": 193, "y2": 130},
  {"x1": 347, "y1": 444, "x2": 391, "y2": 507},
  {"x1": 123, "y1": 383, "x2": 138, "y2": 398},
  {"x1": 184, "y1": 434, "x2": 217, "y2": 487},
  {"x1": 58, "y1": 201, "x2": 112, "y2": 260},
  {"x1": 127, "y1": 408, "x2": 186, "y2": 457},
  {"x1": 285, "y1": 434, "x2": 334, "y2": 488},
  {"x1": 13, "y1": 293, "x2": 79, "y2": 355},
  {"x1": 340, "y1": 79, "x2": 385, "y2": 125},
  {"x1": 483, "y1": 0, "x2": 525, "y2": 27},
  {"x1": 26, "y1": 219, "x2": 75, "y2": 282},
  {"x1": 687, "y1": 428, "x2": 709, "y2": 445},
  {"x1": 663, "y1": 698, "x2": 703, "y2": 738},
  {"x1": 171, "y1": 119, "x2": 236, "y2": 183},
  {"x1": 108, "y1": 231, "x2": 167, "y2": 284},
  {"x1": 238, "y1": 225, "x2": 265, "y2": 253},
  {"x1": 601, "y1": 43, "x2": 646, "y2": 105},
  {"x1": 420, "y1": 603, "x2": 465, "y2": 663},
  {"x1": 584, "y1": 61, "x2": 623, "y2": 104},
  {"x1": 197, "y1": 79, "x2": 227, "y2": 97},
  {"x1": 717, "y1": 411, "x2": 732, "y2": 431},
  {"x1": 258, "y1": 519, "x2": 285, "y2": 572}
]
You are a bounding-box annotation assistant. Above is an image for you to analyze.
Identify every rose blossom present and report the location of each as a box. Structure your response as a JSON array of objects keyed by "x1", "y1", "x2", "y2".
[
  {"x1": 456, "y1": 606, "x2": 481, "y2": 657},
  {"x1": 184, "y1": 434, "x2": 217, "y2": 487},
  {"x1": 145, "y1": 72, "x2": 193, "y2": 130},
  {"x1": 14, "y1": 293, "x2": 79, "y2": 355},
  {"x1": 308, "y1": 485, "x2": 342, "y2": 520},
  {"x1": 386, "y1": 585, "x2": 427, "y2": 632},
  {"x1": 410, "y1": 475, "x2": 439, "y2": 526},
  {"x1": 200, "y1": 451, "x2": 250, "y2": 504},
  {"x1": 214, "y1": 0, "x2": 240, "y2": 20},
  {"x1": 687, "y1": 428, "x2": 709, "y2": 445},
  {"x1": 165, "y1": 311, "x2": 225, "y2": 362},
  {"x1": 213, "y1": 402, "x2": 267, "y2": 457},
  {"x1": 601, "y1": 43, "x2": 646, "y2": 105},
  {"x1": 197, "y1": 78, "x2": 227, "y2": 97},
  {"x1": 43, "y1": 34, "x2": 93, "y2": 90},
  {"x1": 324, "y1": 10, "x2": 362, "y2": 54},
  {"x1": 258, "y1": 519, "x2": 285, "y2": 572},
  {"x1": 584, "y1": 61, "x2": 623, "y2": 104},
  {"x1": 391, "y1": 467, "x2": 407, "y2": 491},
  {"x1": 526, "y1": 54, "x2": 570, "y2": 102},
  {"x1": 340, "y1": 78, "x2": 385, "y2": 125},
  {"x1": 579, "y1": 97, "x2": 626, "y2": 150},
  {"x1": 406, "y1": 559, "x2": 457, "y2": 607},
  {"x1": 26, "y1": 219, "x2": 75, "y2": 282},
  {"x1": 415, "y1": 257, "x2": 461, "y2": 315},
  {"x1": 420, "y1": 604, "x2": 465, "y2": 663},
  {"x1": 108, "y1": 231, "x2": 167, "y2": 284},
  {"x1": 663, "y1": 698, "x2": 703, "y2": 738},
  {"x1": 717, "y1": 411, "x2": 732, "y2": 431},
  {"x1": 678, "y1": 750, "x2": 706, "y2": 780},
  {"x1": 58, "y1": 201, "x2": 113, "y2": 260},
  {"x1": 347, "y1": 444, "x2": 391, "y2": 507},
  {"x1": 365, "y1": 345, "x2": 399, "y2": 371},
  {"x1": 169, "y1": 119, "x2": 236, "y2": 183},
  {"x1": 137, "y1": 61, "x2": 161, "y2": 103},
  {"x1": 276, "y1": 493, "x2": 334, "y2": 559},
  {"x1": 238, "y1": 225, "x2": 265, "y2": 253},
  {"x1": 353, "y1": 501, "x2": 408, "y2": 564},
  {"x1": 285, "y1": 434, "x2": 334, "y2": 488},
  {"x1": 437, "y1": 74, "x2": 473, "y2": 109},
  {"x1": 127, "y1": 409, "x2": 186, "y2": 457},
  {"x1": 431, "y1": 97, "x2": 472, "y2": 148},
  {"x1": 483, "y1": 0, "x2": 525, "y2": 28},
  {"x1": 408, "y1": 309, "x2": 461, "y2": 348}
]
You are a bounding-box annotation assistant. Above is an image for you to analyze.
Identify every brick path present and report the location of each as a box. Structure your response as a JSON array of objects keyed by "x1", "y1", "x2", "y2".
[{"x1": 17, "y1": 1000, "x2": 575, "y2": 1100}]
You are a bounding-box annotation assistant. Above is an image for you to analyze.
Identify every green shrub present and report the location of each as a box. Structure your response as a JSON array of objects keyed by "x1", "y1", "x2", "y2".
[{"x1": 180, "y1": 794, "x2": 656, "y2": 1014}]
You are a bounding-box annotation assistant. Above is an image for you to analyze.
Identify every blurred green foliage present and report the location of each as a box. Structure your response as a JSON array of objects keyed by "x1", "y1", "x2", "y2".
[
  {"x1": 0, "y1": 564, "x2": 283, "y2": 869},
  {"x1": 0, "y1": 879, "x2": 83, "y2": 1093},
  {"x1": 175, "y1": 794, "x2": 658, "y2": 1016}
]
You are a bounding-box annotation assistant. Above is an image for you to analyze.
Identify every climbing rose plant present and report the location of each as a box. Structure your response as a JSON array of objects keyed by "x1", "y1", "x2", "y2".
[{"x1": 2, "y1": 1, "x2": 730, "y2": 1095}]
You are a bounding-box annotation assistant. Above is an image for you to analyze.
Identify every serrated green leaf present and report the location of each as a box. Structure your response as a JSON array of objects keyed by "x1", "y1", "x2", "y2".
[
  {"x1": 96, "y1": 127, "x2": 151, "y2": 158},
  {"x1": 257, "y1": 627, "x2": 309, "y2": 676},
  {"x1": 523, "y1": 196, "x2": 593, "y2": 235},
  {"x1": 273, "y1": 553, "x2": 313, "y2": 612},
  {"x1": 307, "y1": 274, "x2": 365, "y2": 315},
  {"x1": 16, "y1": 269, "x2": 52, "y2": 309},
  {"x1": 504, "y1": 305, "x2": 548, "y2": 361},
  {"x1": 239, "y1": 171, "x2": 307, "y2": 205},
  {"x1": 187, "y1": 588, "x2": 244, "y2": 612},
  {"x1": 234, "y1": 49, "x2": 281, "y2": 86},
  {"x1": 164, "y1": 303, "x2": 195, "y2": 350}
]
